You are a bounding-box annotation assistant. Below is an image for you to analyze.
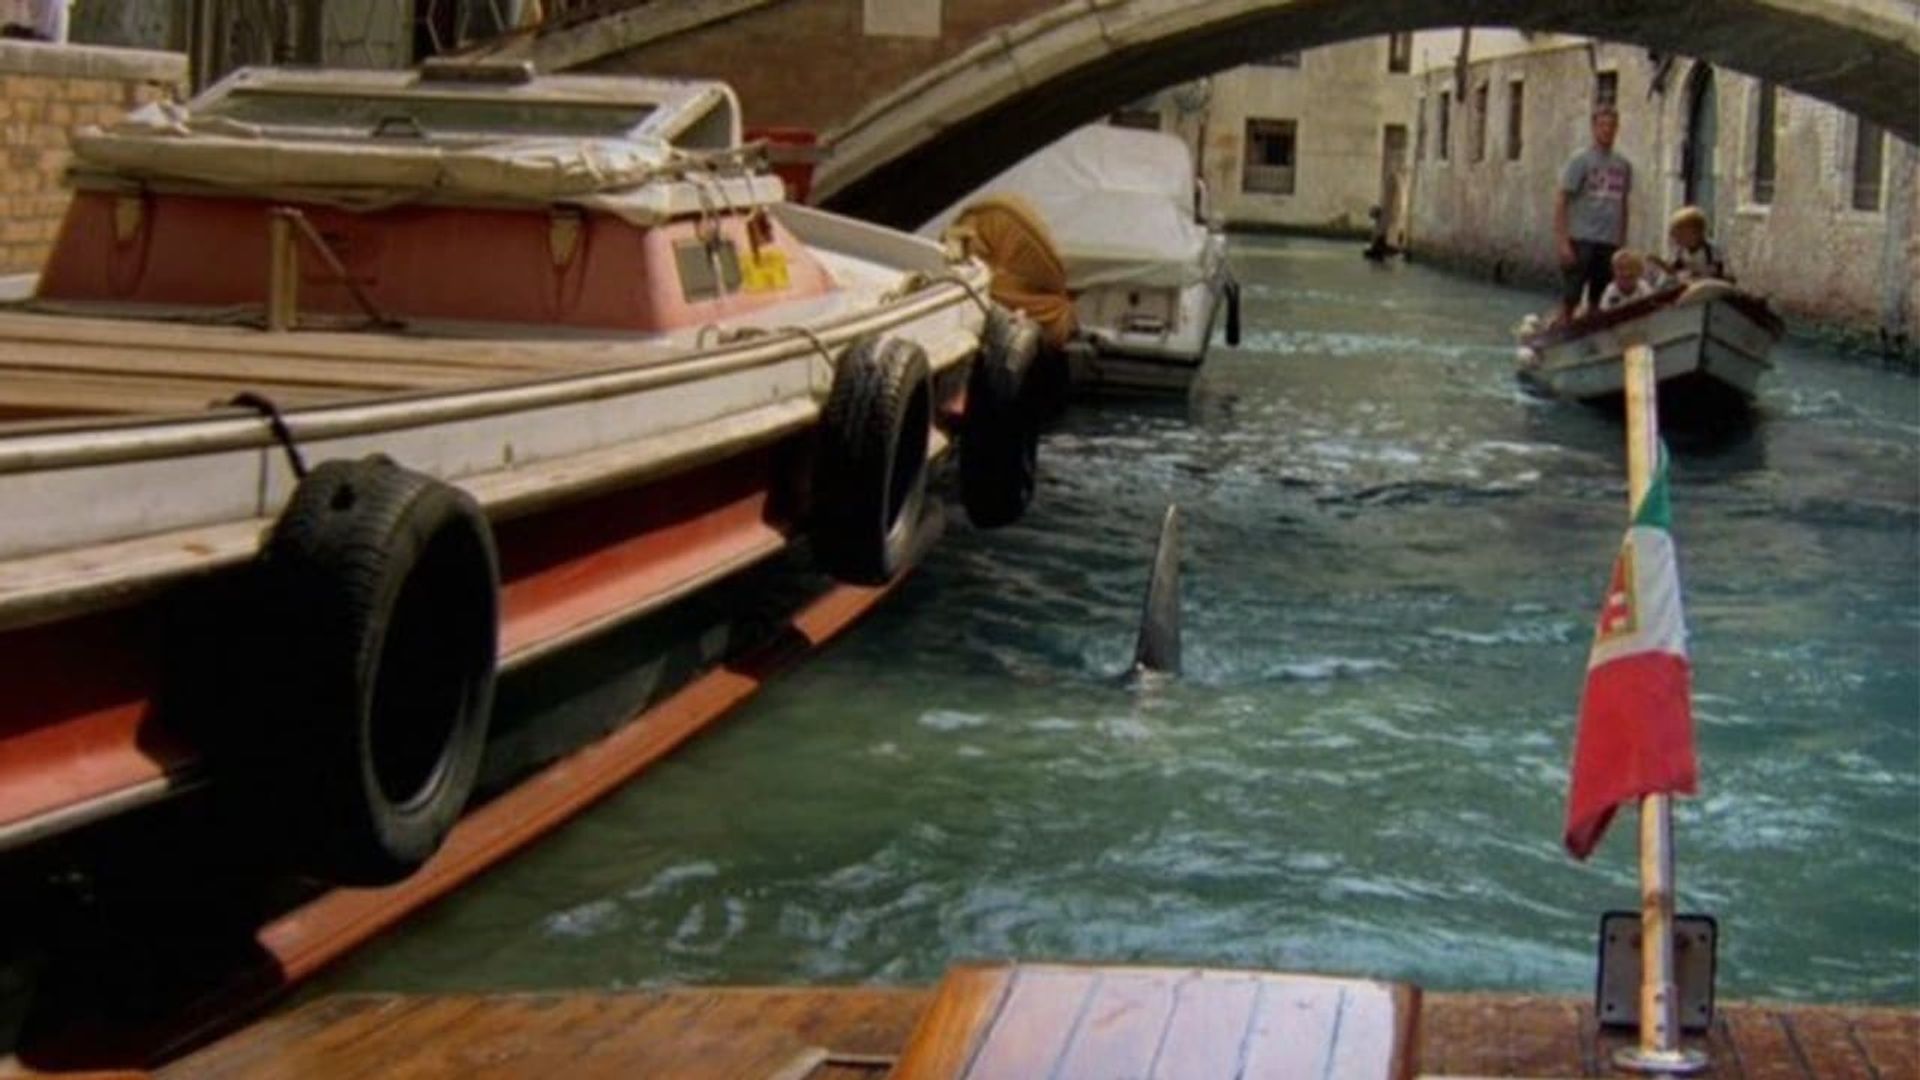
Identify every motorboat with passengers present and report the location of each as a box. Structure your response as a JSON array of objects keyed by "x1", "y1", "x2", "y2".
[{"x1": 1516, "y1": 279, "x2": 1782, "y2": 415}]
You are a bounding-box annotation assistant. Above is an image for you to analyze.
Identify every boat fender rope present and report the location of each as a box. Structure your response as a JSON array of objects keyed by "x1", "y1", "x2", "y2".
[
  {"x1": 696, "y1": 324, "x2": 839, "y2": 397},
  {"x1": 773, "y1": 325, "x2": 838, "y2": 399},
  {"x1": 927, "y1": 269, "x2": 994, "y2": 318},
  {"x1": 229, "y1": 391, "x2": 308, "y2": 480}
]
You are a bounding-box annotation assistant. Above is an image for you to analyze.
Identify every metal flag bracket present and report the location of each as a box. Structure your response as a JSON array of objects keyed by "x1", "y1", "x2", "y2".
[{"x1": 1597, "y1": 910, "x2": 1718, "y2": 1035}]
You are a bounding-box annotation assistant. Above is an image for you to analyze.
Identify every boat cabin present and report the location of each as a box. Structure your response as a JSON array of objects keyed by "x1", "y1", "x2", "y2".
[{"x1": 32, "y1": 62, "x2": 834, "y2": 335}]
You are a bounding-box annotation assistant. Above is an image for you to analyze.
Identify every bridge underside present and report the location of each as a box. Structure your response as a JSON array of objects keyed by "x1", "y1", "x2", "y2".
[{"x1": 801, "y1": 0, "x2": 1919, "y2": 228}]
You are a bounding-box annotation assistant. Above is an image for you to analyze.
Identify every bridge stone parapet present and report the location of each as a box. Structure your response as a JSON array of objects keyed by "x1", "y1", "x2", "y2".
[
  {"x1": 802, "y1": 0, "x2": 1919, "y2": 227},
  {"x1": 574, "y1": 0, "x2": 1061, "y2": 132}
]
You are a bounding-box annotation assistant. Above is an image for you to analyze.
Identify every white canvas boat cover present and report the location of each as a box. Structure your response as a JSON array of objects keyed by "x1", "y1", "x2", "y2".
[
  {"x1": 922, "y1": 124, "x2": 1213, "y2": 289},
  {"x1": 68, "y1": 102, "x2": 783, "y2": 226}
]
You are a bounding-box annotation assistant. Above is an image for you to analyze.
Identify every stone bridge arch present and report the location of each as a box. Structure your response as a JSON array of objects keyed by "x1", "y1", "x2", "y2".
[{"x1": 774, "y1": 0, "x2": 1920, "y2": 227}]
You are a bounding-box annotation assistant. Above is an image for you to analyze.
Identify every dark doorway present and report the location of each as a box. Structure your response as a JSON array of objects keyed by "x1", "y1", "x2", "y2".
[{"x1": 1682, "y1": 63, "x2": 1718, "y2": 220}]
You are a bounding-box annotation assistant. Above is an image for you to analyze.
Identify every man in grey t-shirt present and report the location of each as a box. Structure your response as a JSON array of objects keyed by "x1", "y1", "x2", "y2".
[{"x1": 1554, "y1": 105, "x2": 1632, "y2": 322}]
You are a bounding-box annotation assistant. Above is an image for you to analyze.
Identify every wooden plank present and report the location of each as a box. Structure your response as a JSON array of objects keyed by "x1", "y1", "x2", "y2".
[
  {"x1": 1146, "y1": 972, "x2": 1262, "y2": 1080},
  {"x1": 1238, "y1": 977, "x2": 1345, "y2": 1080},
  {"x1": 326, "y1": 997, "x2": 495, "y2": 1079},
  {"x1": 0, "y1": 339, "x2": 505, "y2": 392},
  {"x1": 0, "y1": 308, "x2": 649, "y2": 371},
  {"x1": 167, "y1": 988, "x2": 1920, "y2": 1080},
  {"x1": 1491, "y1": 995, "x2": 1586, "y2": 1076},
  {"x1": 1778, "y1": 1007, "x2": 1876, "y2": 1080},
  {"x1": 1722, "y1": 1006, "x2": 1818, "y2": 1080},
  {"x1": 890, "y1": 966, "x2": 1016, "y2": 1079},
  {"x1": 584, "y1": 991, "x2": 838, "y2": 1080},
  {"x1": 388, "y1": 995, "x2": 605, "y2": 1079},
  {"x1": 177, "y1": 996, "x2": 428, "y2": 1080},
  {"x1": 1325, "y1": 982, "x2": 1419, "y2": 1080},
  {"x1": 1413, "y1": 991, "x2": 1482, "y2": 1068},
  {"x1": 963, "y1": 967, "x2": 1101, "y2": 1078},
  {"x1": 0, "y1": 368, "x2": 350, "y2": 415},
  {"x1": 1051, "y1": 969, "x2": 1179, "y2": 1079},
  {"x1": 1851, "y1": 1008, "x2": 1920, "y2": 1078}
]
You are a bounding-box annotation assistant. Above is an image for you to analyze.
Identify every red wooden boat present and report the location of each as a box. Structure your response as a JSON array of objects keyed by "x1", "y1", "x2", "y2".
[{"x1": 0, "y1": 61, "x2": 1041, "y2": 887}]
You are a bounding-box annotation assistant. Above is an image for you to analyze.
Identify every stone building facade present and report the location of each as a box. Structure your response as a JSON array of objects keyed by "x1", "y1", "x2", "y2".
[
  {"x1": 0, "y1": 39, "x2": 184, "y2": 275},
  {"x1": 1105, "y1": 37, "x2": 1420, "y2": 237},
  {"x1": 1407, "y1": 35, "x2": 1918, "y2": 347},
  {"x1": 1200, "y1": 37, "x2": 1419, "y2": 236}
]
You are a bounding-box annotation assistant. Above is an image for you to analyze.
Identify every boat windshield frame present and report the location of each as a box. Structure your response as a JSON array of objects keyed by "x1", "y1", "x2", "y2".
[
  {"x1": 182, "y1": 68, "x2": 743, "y2": 150},
  {"x1": 199, "y1": 87, "x2": 660, "y2": 143}
]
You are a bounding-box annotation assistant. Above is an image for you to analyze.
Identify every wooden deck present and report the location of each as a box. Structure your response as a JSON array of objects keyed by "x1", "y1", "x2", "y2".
[
  {"x1": 160, "y1": 979, "x2": 1919, "y2": 1079},
  {"x1": 0, "y1": 308, "x2": 640, "y2": 422}
]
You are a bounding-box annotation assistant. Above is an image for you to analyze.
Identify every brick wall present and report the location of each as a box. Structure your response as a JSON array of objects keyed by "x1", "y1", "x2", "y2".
[
  {"x1": 582, "y1": 0, "x2": 1057, "y2": 132},
  {"x1": 0, "y1": 40, "x2": 186, "y2": 276}
]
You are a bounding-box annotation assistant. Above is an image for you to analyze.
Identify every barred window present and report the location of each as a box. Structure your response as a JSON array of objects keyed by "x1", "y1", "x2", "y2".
[{"x1": 1243, "y1": 118, "x2": 1298, "y2": 194}]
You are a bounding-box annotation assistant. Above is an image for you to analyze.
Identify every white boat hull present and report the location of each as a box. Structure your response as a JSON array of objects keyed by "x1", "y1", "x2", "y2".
[
  {"x1": 1518, "y1": 283, "x2": 1781, "y2": 410},
  {"x1": 1068, "y1": 240, "x2": 1233, "y2": 396},
  {"x1": 0, "y1": 204, "x2": 985, "y2": 628}
]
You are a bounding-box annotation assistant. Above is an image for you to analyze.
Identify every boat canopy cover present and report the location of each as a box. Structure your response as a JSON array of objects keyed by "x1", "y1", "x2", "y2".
[
  {"x1": 922, "y1": 124, "x2": 1214, "y2": 290},
  {"x1": 65, "y1": 67, "x2": 784, "y2": 226}
]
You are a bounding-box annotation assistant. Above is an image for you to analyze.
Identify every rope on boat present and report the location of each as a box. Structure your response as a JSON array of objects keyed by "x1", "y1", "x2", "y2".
[
  {"x1": 274, "y1": 207, "x2": 401, "y2": 330},
  {"x1": 228, "y1": 390, "x2": 309, "y2": 479},
  {"x1": 912, "y1": 268, "x2": 995, "y2": 318},
  {"x1": 699, "y1": 322, "x2": 840, "y2": 399}
]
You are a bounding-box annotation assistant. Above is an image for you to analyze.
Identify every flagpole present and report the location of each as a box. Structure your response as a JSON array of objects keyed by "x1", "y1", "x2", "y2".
[{"x1": 1614, "y1": 343, "x2": 1707, "y2": 1075}]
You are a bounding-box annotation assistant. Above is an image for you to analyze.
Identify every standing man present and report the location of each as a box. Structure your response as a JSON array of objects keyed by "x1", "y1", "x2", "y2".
[{"x1": 1554, "y1": 105, "x2": 1632, "y2": 323}]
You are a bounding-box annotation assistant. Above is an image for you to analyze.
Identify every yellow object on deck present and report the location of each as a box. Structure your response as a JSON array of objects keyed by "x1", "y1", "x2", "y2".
[{"x1": 942, "y1": 195, "x2": 1078, "y2": 348}]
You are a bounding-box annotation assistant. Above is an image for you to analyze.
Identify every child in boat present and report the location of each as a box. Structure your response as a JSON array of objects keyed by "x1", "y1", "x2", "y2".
[
  {"x1": 1598, "y1": 249, "x2": 1656, "y2": 311},
  {"x1": 1650, "y1": 206, "x2": 1729, "y2": 283}
]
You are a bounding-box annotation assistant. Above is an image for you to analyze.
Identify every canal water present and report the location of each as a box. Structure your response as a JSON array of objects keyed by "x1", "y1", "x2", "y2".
[{"x1": 322, "y1": 237, "x2": 1919, "y2": 1005}]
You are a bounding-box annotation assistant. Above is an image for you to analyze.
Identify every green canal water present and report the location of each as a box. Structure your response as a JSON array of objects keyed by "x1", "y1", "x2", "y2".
[{"x1": 323, "y1": 237, "x2": 1920, "y2": 1005}]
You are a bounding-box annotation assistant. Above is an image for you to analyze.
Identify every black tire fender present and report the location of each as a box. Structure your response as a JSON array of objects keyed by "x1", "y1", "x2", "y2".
[
  {"x1": 811, "y1": 337, "x2": 932, "y2": 584},
  {"x1": 250, "y1": 455, "x2": 499, "y2": 886},
  {"x1": 960, "y1": 306, "x2": 1043, "y2": 528}
]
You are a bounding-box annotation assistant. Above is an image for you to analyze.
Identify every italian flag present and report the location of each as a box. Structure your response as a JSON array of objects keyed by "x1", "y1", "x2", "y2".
[{"x1": 1563, "y1": 452, "x2": 1699, "y2": 860}]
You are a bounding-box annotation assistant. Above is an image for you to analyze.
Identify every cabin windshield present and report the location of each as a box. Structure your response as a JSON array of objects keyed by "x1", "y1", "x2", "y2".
[{"x1": 201, "y1": 89, "x2": 657, "y2": 140}]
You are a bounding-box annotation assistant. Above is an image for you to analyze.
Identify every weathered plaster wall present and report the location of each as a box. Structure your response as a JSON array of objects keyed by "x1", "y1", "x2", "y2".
[
  {"x1": 1715, "y1": 80, "x2": 1918, "y2": 342},
  {"x1": 0, "y1": 40, "x2": 184, "y2": 275},
  {"x1": 1198, "y1": 39, "x2": 1418, "y2": 234},
  {"x1": 68, "y1": 1, "x2": 175, "y2": 50},
  {"x1": 1408, "y1": 41, "x2": 1918, "y2": 344}
]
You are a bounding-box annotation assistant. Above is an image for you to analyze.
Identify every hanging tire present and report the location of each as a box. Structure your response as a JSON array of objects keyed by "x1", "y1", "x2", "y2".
[
  {"x1": 812, "y1": 336, "x2": 931, "y2": 585},
  {"x1": 246, "y1": 455, "x2": 499, "y2": 886},
  {"x1": 961, "y1": 307, "x2": 1042, "y2": 528}
]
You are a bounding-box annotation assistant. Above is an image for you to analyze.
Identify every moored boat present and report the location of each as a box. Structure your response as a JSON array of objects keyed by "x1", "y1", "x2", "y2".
[
  {"x1": 0, "y1": 62, "x2": 1042, "y2": 886},
  {"x1": 923, "y1": 124, "x2": 1239, "y2": 396},
  {"x1": 1516, "y1": 279, "x2": 1783, "y2": 415}
]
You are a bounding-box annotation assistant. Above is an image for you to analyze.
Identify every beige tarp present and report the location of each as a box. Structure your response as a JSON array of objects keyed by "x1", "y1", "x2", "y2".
[
  {"x1": 67, "y1": 102, "x2": 781, "y2": 225},
  {"x1": 924, "y1": 125, "x2": 1215, "y2": 291},
  {"x1": 943, "y1": 195, "x2": 1076, "y2": 348}
]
